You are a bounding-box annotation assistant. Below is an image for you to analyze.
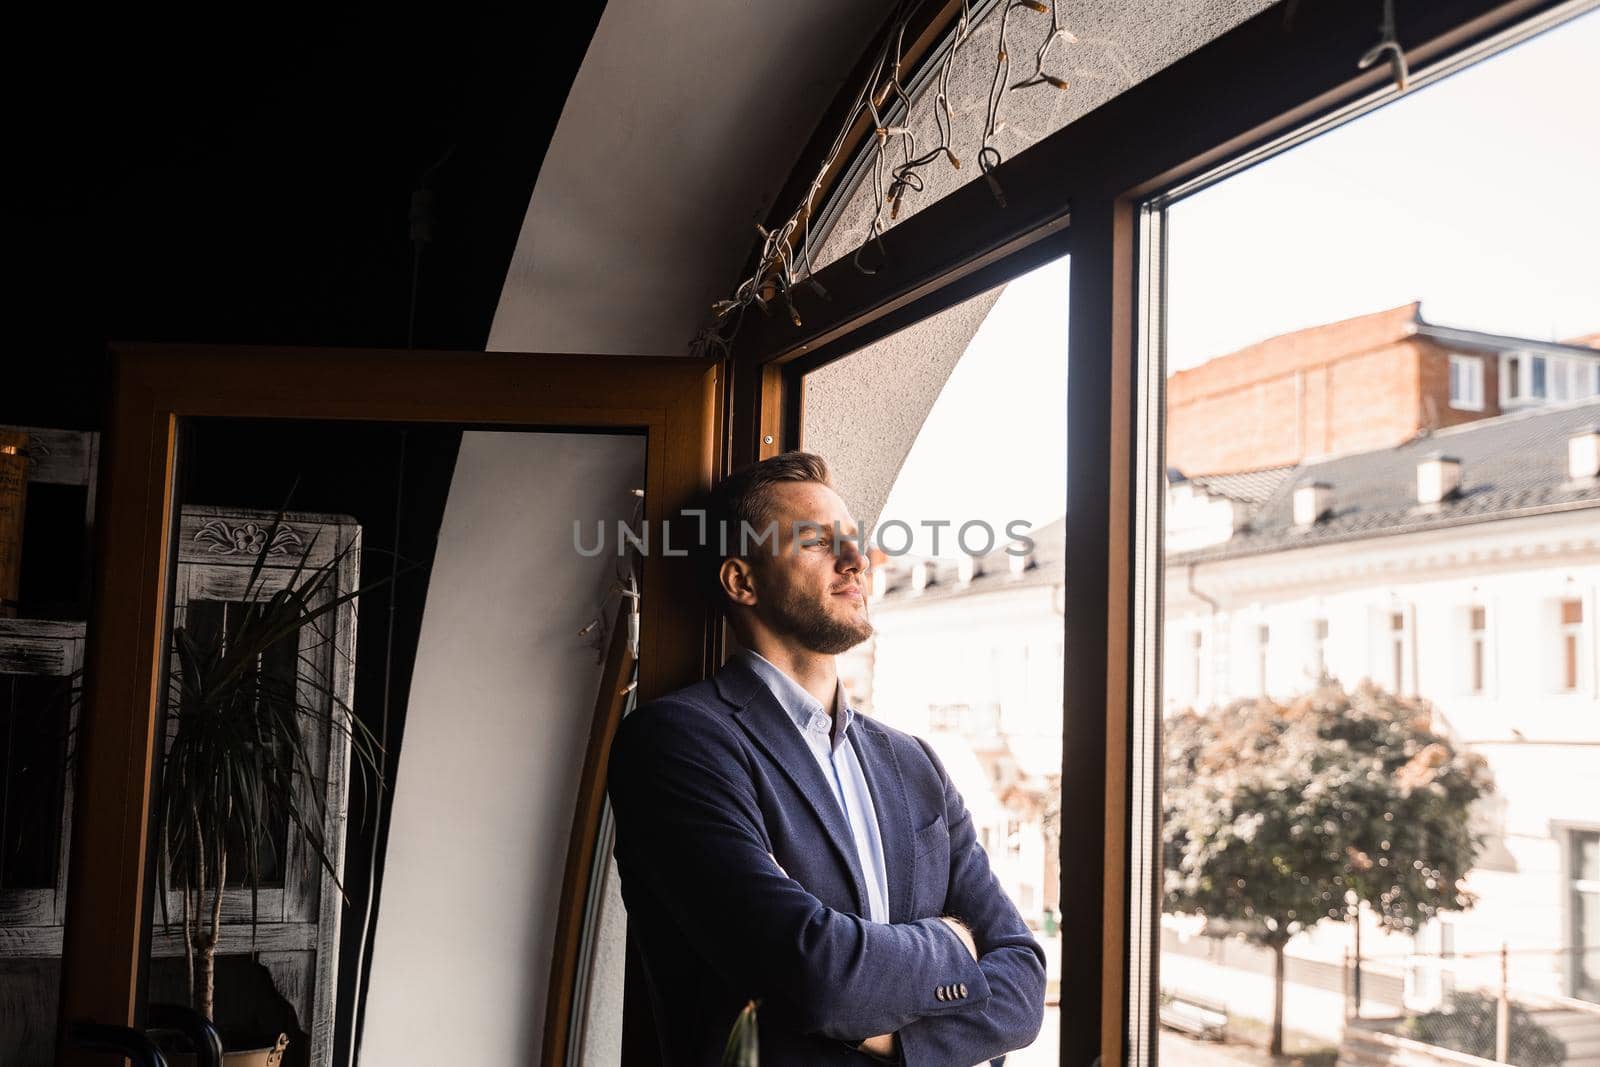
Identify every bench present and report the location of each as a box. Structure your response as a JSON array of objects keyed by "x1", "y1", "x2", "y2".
[{"x1": 1160, "y1": 988, "x2": 1230, "y2": 1041}]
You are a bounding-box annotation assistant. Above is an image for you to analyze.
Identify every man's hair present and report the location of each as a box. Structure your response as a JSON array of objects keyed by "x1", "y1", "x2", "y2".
[{"x1": 696, "y1": 451, "x2": 833, "y2": 609}]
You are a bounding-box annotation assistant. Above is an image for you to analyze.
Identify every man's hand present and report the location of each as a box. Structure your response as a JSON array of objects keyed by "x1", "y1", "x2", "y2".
[
  {"x1": 856, "y1": 1032, "x2": 896, "y2": 1059},
  {"x1": 940, "y1": 916, "x2": 979, "y2": 960},
  {"x1": 855, "y1": 918, "x2": 978, "y2": 1059}
]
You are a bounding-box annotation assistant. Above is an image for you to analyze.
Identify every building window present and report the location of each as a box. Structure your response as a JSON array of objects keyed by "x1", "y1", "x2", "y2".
[
  {"x1": 1391, "y1": 610, "x2": 1408, "y2": 694},
  {"x1": 1505, "y1": 352, "x2": 1600, "y2": 405},
  {"x1": 1570, "y1": 830, "x2": 1600, "y2": 1001},
  {"x1": 1561, "y1": 598, "x2": 1584, "y2": 691},
  {"x1": 1256, "y1": 623, "x2": 1271, "y2": 696},
  {"x1": 1449, "y1": 355, "x2": 1484, "y2": 410},
  {"x1": 1470, "y1": 606, "x2": 1487, "y2": 694},
  {"x1": 1553, "y1": 359, "x2": 1573, "y2": 402},
  {"x1": 1563, "y1": 358, "x2": 1600, "y2": 401},
  {"x1": 1189, "y1": 630, "x2": 1204, "y2": 704},
  {"x1": 1311, "y1": 617, "x2": 1330, "y2": 681}
]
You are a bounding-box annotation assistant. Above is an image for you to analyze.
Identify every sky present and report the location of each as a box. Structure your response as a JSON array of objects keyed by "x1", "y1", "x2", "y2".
[{"x1": 874, "y1": 8, "x2": 1600, "y2": 557}]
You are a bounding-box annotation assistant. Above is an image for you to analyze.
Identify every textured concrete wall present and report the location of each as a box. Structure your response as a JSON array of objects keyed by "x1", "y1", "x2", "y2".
[
  {"x1": 803, "y1": 286, "x2": 1003, "y2": 529},
  {"x1": 813, "y1": 0, "x2": 1277, "y2": 268}
]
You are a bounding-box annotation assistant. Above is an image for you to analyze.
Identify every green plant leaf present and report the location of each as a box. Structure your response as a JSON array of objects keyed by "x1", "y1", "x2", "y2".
[{"x1": 720, "y1": 1000, "x2": 759, "y2": 1067}]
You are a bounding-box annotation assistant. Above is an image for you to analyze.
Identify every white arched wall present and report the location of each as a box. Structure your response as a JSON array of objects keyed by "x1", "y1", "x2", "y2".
[
  {"x1": 360, "y1": 430, "x2": 643, "y2": 1065},
  {"x1": 488, "y1": 0, "x2": 898, "y2": 357}
]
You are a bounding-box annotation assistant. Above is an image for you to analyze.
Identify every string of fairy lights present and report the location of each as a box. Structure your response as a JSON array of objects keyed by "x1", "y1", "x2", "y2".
[
  {"x1": 700, "y1": 0, "x2": 1075, "y2": 355},
  {"x1": 697, "y1": 0, "x2": 1411, "y2": 358}
]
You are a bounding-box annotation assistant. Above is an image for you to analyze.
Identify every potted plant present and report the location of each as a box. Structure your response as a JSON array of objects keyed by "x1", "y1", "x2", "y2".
[{"x1": 156, "y1": 519, "x2": 386, "y2": 1066}]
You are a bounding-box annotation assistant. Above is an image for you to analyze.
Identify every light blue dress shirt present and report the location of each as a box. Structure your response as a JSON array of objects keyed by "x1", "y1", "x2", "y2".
[{"x1": 736, "y1": 649, "x2": 892, "y2": 924}]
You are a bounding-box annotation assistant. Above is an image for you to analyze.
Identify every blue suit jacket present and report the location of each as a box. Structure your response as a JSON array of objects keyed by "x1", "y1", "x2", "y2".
[{"x1": 606, "y1": 656, "x2": 1047, "y2": 1065}]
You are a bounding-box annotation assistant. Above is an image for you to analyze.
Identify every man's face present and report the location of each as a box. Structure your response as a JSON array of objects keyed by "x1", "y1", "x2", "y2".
[{"x1": 742, "y1": 481, "x2": 873, "y2": 655}]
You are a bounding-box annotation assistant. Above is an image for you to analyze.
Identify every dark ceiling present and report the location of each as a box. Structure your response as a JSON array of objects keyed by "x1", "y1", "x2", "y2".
[{"x1": 14, "y1": 3, "x2": 609, "y2": 428}]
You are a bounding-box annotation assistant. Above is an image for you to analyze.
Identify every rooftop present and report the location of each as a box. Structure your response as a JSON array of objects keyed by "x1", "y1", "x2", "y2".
[
  {"x1": 873, "y1": 516, "x2": 1066, "y2": 605},
  {"x1": 1170, "y1": 397, "x2": 1600, "y2": 564}
]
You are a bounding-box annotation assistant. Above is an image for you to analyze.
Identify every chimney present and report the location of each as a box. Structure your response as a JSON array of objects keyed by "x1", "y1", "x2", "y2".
[
  {"x1": 1416, "y1": 453, "x2": 1462, "y2": 505},
  {"x1": 958, "y1": 553, "x2": 983, "y2": 586},
  {"x1": 1008, "y1": 540, "x2": 1033, "y2": 578},
  {"x1": 1570, "y1": 427, "x2": 1600, "y2": 480},
  {"x1": 910, "y1": 559, "x2": 931, "y2": 595},
  {"x1": 1293, "y1": 482, "x2": 1334, "y2": 526}
]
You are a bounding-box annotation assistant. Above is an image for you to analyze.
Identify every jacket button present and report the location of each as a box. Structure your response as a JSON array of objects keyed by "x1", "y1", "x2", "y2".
[
  {"x1": 958, "y1": 983, "x2": 968, "y2": 998},
  {"x1": 935, "y1": 986, "x2": 947, "y2": 1001}
]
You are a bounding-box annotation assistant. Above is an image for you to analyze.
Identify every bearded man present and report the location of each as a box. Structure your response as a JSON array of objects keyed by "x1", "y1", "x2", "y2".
[{"x1": 607, "y1": 451, "x2": 1045, "y2": 1065}]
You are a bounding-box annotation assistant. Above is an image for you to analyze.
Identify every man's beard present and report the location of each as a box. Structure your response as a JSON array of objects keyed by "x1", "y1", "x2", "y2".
[{"x1": 766, "y1": 580, "x2": 873, "y2": 655}]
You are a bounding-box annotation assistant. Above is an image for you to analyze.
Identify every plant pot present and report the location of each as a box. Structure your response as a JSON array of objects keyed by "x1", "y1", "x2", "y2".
[{"x1": 168, "y1": 1033, "x2": 288, "y2": 1067}]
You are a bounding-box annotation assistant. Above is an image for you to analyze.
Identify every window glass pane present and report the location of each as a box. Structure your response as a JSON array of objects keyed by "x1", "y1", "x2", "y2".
[
  {"x1": 1147, "y1": 10, "x2": 1600, "y2": 1063},
  {"x1": 803, "y1": 255, "x2": 1070, "y2": 1064},
  {"x1": 1575, "y1": 832, "x2": 1600, "y2": 883},
  {"x1": 1575, "y1": 889, "x2": 1600, "y2": 1000}
]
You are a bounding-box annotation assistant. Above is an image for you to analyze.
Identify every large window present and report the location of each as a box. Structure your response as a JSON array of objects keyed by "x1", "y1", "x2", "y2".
[
  {"x1": 738, "y1": 4, "x2": 1600, "y2": 1066},
  {"x1": 1145, "y1": 7, "x2": 1600, "y2": 1062},
  {"x1": 802, "y1": 255, "x2": 1070, "y2": 1065}
]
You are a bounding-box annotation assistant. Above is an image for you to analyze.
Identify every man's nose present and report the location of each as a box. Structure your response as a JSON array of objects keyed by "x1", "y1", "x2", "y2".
[{"x1": 837, "y1": 537, "x2": 867, "y2": 573}]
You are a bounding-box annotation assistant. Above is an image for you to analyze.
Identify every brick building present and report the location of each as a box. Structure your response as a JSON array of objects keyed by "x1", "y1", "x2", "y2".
[{"x1": 1167, "y1": 302, "x2": 1600, "y2": 477}]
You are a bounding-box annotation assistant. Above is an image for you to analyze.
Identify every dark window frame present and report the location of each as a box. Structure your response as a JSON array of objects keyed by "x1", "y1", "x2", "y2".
[{"x1": 729, "y1": 3, "x2": 1575, "y2": 1063}]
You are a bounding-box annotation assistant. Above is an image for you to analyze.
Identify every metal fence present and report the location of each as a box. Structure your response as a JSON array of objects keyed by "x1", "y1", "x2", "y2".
[{"x1": 1352, "y1": 946, "x2": 1600, "y2": 1066}]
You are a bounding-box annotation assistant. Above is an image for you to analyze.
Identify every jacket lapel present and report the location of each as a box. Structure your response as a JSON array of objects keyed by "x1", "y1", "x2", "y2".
[
  {"x1": 847, "y1": 717, "x2": 916, "y2": 923},
  {"x1": 718, "y1": 660, "x2": 869, "y2": 914}
]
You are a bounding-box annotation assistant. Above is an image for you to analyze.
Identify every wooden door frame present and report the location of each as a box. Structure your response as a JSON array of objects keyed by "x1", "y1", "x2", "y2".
[
  {"x1": 59, "y1": 344, "x2": 721, "y2": 1064},
  {"x1": 729, "y1": 2, "x2": 1572, "y2": 1062}
]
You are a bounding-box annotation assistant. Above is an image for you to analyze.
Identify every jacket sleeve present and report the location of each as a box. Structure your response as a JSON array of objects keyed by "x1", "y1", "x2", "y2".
[
  {"x1": 893, "y1": 738, "x2": 1048, "y2": 1066},
  {"x1": 606, "y1": 699, "x2": 993, "y2": 1041}
]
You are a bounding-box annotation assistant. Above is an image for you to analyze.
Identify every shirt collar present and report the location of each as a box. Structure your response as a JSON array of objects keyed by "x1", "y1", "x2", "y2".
[{"x1": 734, "y1": 648, "x2": 855, "y2": 751}]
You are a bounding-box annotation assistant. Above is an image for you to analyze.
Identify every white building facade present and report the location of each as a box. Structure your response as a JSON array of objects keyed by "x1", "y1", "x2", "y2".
[{"x1": 1165, "y1": 402, "x2": 1600, "y2": 1007}]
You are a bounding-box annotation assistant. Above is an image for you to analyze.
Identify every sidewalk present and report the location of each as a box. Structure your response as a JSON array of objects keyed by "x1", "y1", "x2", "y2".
[{"x1": 1159, "y1": 1029, "x2": 1336, "y2": 1067}]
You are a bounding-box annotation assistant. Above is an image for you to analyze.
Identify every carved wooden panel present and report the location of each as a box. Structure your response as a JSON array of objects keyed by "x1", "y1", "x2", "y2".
[
  {"x1": 162, "y1": 506, "x2": 359, "y2": 1067},
  {"x1": 0, "y1": 508, "x2": 358, "y2": 1067}
]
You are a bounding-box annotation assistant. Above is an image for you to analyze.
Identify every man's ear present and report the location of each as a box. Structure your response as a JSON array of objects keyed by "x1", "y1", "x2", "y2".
[{"x1": 720, "y1": 557, "x2": 759, "y2": 607}]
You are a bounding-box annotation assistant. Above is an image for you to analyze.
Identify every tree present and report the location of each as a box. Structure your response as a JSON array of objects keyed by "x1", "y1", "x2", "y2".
[{"x1": 1163, "y1": 679, "x2": 1492, "y2": 1057}]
